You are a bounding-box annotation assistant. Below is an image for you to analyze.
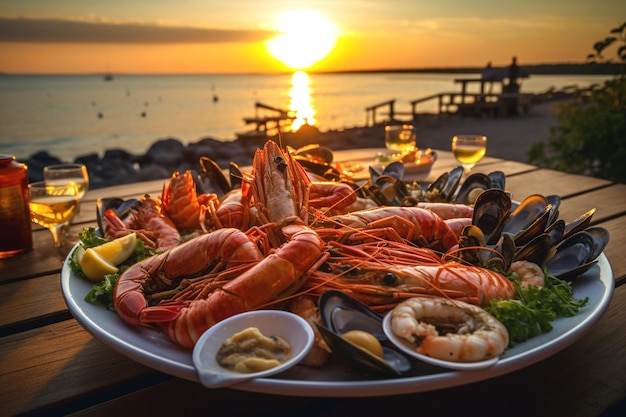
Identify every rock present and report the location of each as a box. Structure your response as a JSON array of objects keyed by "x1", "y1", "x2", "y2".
[{"x1": 23, "y1": 151, "x2": 64, "y2": 182}]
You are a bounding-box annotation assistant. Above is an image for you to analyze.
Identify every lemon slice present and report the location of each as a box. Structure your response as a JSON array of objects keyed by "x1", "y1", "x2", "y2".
[
  {"x1": 77, "y1": 246, "x2": 119, "y2": 282},
  {"x1": 76, "y1": 233, "x2": 137, "y2": 282},
  {"x1": 90, "y1": 232, "x2": 137, "y2": 265}
]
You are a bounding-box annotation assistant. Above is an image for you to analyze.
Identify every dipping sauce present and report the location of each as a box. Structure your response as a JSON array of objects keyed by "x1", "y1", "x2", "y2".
[{"x1": 216, "y1": 327, "x2": 291, "y2": 374}]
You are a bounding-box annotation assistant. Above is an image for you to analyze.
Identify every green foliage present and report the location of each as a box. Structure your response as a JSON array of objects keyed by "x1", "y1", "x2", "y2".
[{"x1": 528, "y1": 22, "x2": 626, "y2": 184}]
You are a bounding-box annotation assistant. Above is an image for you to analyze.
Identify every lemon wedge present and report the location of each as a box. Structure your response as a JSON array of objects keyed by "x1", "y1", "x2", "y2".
[
  {"x1": 90, "y1": 232, "x2": 137, "y2": 265},
  {"x1": 77, "y1": 247, "x2": 119, "y2": 282},
  {"x1": 76, "y1": 233, "x2": 137, "y2": 282}
]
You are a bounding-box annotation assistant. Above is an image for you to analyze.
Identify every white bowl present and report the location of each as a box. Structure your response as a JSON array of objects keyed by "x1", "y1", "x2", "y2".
[
  {"x1": 192, "y1": 310, "x2": 314, "y2": 388},
  {"x1": 382, "y1": 311, "x2": 499, "y2": 371}
]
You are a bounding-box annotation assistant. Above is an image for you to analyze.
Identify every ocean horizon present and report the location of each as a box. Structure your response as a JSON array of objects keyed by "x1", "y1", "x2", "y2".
[{"x1": 0, "y1": 71, "x2": 614, "y2": 162}]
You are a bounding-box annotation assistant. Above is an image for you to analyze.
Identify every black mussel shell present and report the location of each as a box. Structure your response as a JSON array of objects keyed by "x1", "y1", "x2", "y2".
[
  {"x1": 585, "y1": 226, "x2": 610, "y2": 262},
  {"x1": 487, "y1": 234, "x2": 516, "y2": 271},
  {"x1": 487, "y1": 171, "x2": 506, "y2": 191},
  {"x1": 426, "y1": 171, "x2": 449, "y2": 195},
  {"x1": 296, "y1": 158, "x2": 342, "y2": 181},
  {"x1": 199, "y1": 157, "x2": 232, "y2": 196},
  {"x1": 294, "y1": 144, "x2": 334, "y2": 164},
  {"x1": 472, "y1": 189, "x2": 512, "y2": 245},
  {"x1": 514, "y1": 233, "x2": 553, "y2": 266},
  {"x1": 375, "y1": 175, "x2": 410, "y2": 206},
  {"x1": 456, "y1": 172, "x2": 492, "y2": 205},
  {"x1": 546, "y1": 195, "x2": 562, "y2": 226},
  {"x1": 510, "y1": 204, "x2": 553, "y2": 246},
  {"x1": 562, "y1": 208, "x2": 596, "y2": 241},
  {"x1": 314, "y1": 323, "x2": 406, "y2": 377},
  {"x1": 96, "y1": 197, "x2": 140, "y2": 232},
  {"x1": 229, "y1": 162, "x2": 243, "y2": 190},
  {"x1": 440, "y1": 166, "x2": 464, "y2": 201},
  {"x1": 317, "y1": 290, "x2": 412, "y2": 376},
  {"x1": 319, "y1": 290, "x2": 386, "y2": 339},
  {"x1": 501, "y1": 194, "x2": 550, "y2": 242},
  {"x1": 545, "y1": 230, "x2": 598, "y2": 280},
  {"x1": 545, "y1": 219, "x2": 566, "y2": 246}
]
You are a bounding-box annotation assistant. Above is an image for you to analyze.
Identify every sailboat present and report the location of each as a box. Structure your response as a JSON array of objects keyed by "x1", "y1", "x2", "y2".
[{"x1": 103, "y1": 65, "x2": 114, "y2": 81}]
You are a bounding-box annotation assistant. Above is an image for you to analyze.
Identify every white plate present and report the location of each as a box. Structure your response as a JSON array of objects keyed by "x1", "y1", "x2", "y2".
[{"x1": 61, "y1": 251, "x2": 614, "y2": 397}]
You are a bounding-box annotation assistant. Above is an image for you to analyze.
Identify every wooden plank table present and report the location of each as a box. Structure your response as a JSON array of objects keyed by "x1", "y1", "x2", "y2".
[{"x1": 1, "y1": 148, "x2": 625, "y2": 417}]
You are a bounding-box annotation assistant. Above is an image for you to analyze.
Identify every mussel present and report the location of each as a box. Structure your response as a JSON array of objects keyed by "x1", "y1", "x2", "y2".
[
  {"x1": 458, "y1": 188, "x2": 609, "y2": 281},
  {"x1": 316, "y1": 290, "x2": 412, "y2": 377},
  {"x1": 545, "y1": 229, "x2": 609, "y2": 280}
]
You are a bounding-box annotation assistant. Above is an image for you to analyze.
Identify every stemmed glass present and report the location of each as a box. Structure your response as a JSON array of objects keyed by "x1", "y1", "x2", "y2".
[
  {"x1": 43, "y1": 164, "x2": 89, "y2": 214},
  {"x1": 451, "y1": 135, "x2": 487, "y2": 175},
  {"x1": 385, "y1": 124, "x2": 416, "y2": 157},
  {"x1": 28, "y1": 181, "x2": 79, "y2": 249}
]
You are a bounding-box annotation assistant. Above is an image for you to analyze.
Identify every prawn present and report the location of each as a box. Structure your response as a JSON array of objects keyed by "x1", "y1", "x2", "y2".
[{"x1": 389, "y1": 296, "x2": 509, "y2": 362}]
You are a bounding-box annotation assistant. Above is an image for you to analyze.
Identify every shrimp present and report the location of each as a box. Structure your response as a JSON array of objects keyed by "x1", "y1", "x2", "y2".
[
  {"x1": 389, "y1": 296, "x2": 509, "y2": 363},
  {"x1": 510, "y1": 260, "x2": 545, "y2": 289}
]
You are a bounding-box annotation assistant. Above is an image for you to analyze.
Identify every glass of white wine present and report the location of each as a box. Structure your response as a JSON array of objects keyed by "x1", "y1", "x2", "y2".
[
  {"x1": 29, "y1": 181, "x2": 79, "y2": 249},
  {"x1": 43, "y1": 164, "x2": 89, "y2": 214},
  {"x1": 385, "y1": 124, "x2": 416, "y2": 156},
  {"x1": 451, "y1": 135, "x2": 487, "y2": 175}
]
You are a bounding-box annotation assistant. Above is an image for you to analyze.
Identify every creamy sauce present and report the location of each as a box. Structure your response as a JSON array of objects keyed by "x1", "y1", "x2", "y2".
[{"x1": 216, "y1": 327, "x2": 291, "y2": 374}]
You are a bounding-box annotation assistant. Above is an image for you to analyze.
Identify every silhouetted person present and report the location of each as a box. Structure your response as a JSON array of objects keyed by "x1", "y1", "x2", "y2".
[
  {"x1": 503, "y1": 56, "x2": 527, "y2": 116},
  {"x1": 481, "y1": 61, "x2": 496, "y2": 95},
  {"x1": 504, "y1": 56, "x2": 526, "y2": 94}
]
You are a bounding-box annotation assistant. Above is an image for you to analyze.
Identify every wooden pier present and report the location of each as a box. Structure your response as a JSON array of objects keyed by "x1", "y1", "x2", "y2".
[
  {"x1": 365, "y1": 78, "x2": 533, "y2": 126},
  {"x1": 237, "y1": 101, "x2": 297, "y2": 143}
]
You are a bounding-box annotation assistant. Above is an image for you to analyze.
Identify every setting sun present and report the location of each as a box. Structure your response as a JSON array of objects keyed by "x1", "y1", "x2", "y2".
[{"x1": 265, "y1": 10, "x2": 339, "y2": 70}]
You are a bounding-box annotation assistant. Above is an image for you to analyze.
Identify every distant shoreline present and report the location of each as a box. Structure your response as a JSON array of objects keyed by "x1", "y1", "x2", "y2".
[{"x1": 0, "y1": 62, "x2": 621, "y2": 77}]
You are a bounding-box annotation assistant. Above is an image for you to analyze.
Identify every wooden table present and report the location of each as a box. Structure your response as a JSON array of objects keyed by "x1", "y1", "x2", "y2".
[{"x1": 2, "y1": 148, "x2": 625, "y2": 417}]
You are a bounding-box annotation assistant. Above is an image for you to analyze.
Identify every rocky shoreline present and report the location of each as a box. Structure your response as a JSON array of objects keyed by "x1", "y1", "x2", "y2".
[
  {"x1": 21, "y1": 94, "x2": 570, "y2": 189},
  {"x1": 21, "y1": 124, "x2": 388, "y2": 189}
]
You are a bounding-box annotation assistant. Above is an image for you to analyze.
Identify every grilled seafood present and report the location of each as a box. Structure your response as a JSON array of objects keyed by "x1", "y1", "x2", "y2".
[{"x1": 389, "y1": 296, "x2": 509, "y2": 362}]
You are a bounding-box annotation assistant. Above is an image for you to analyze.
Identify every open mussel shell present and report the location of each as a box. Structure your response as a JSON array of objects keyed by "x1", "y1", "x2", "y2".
[
  {"x1": 317, "y1": 290, "x2": 412, "y2": 376},
  {"x1": 562, "y1": 208, "x2": 596, "y2": 241},
  {"x1": 319, "y1": 290, "x2": 387, "y2": 340},
  {"x1": 585, "y1": 226, "x2": 610, "y2": 261},
  {"x1": 314, "y1": 323, "x2": 407, "y2": 377},
  {"x1": 471, "y1": 188, "x2": 512, "y2": 245},
  {"x1": 96, "y1": 197, "x2": 140, "y2": 232},
  {"x1": 501, "y1": 194, "x2": 552, "y2": 245},
  {"x1": 456, "y1": 172, "x2": 492, "y2": 205},
  {"x1": 487, "y1": 171, "x2": 506, "y2": 191},
  {"x1": 545, "y1": 230, "x2": 607, "y2": 280},
  {"x1": 199, "y1": 157, "x2": 232, "y2": 197},
  {"x1": 294, "y1": 144, "x2": 334, "y2": 164}
]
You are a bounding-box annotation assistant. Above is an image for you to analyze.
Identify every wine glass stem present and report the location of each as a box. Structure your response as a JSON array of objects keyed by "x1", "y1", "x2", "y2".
[{"x1": 50, "y1": 225, "x2": 63, "y2": 248}]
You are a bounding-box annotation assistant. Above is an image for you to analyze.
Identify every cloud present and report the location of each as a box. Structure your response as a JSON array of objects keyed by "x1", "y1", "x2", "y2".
[{"x1": 0, "y1": 16, "x2": 276, "y2": 44}]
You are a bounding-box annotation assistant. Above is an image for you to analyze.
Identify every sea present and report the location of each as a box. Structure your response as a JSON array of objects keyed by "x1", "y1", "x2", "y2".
[{"x1": 0, "y1": 72, "x2": 613, "y2": 162}]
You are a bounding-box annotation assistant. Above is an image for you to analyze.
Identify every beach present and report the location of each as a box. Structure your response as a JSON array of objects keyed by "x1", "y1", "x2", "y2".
[
  {"x1": 20, "y1": 96, "x2": 567, "y2": 189},
  {"x1": 410, "y1": 99, "x2": 564, "y2": 163}
]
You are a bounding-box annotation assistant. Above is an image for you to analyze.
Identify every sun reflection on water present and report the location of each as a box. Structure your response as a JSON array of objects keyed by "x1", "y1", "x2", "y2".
[{"x1": 289, "y1": 71, "x2": 316, "y2": 131}]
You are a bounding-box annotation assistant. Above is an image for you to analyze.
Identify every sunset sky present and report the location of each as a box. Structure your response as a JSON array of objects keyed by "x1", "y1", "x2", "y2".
[{"x1": 0, "y1": 0, "x2": 624, "y2": 74}]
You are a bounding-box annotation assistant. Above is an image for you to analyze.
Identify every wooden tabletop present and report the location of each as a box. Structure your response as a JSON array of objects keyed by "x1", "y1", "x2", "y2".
[{"x1": 1, "y1": 148, "x2": 625, "y2": 417}]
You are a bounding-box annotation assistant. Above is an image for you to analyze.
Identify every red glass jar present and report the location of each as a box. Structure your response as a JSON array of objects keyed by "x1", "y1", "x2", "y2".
[{"x1": 0, "y1": 155, "x2": 33, "y2": 258}]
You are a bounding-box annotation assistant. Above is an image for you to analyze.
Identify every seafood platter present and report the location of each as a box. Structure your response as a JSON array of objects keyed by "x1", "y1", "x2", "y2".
[{"x1": 61, "y1": 140, "x2": 614, "y2": 397}]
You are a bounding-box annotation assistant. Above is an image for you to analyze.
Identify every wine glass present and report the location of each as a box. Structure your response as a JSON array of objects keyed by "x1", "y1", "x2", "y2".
[
  {"x1": 385, "y1": 124, "x2": 416, "y2": 156},
  {"x1": 451, "y1": 135, "x2": 487, "y2": 175},
  {"x1": 29, "y1": 181, "x2": 79, "y2": 249},
  {"x1": 43, "y1": 163, "x2": 89, "y2": 214}
]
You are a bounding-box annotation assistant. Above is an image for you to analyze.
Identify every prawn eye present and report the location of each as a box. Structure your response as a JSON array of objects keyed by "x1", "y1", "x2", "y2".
[
  {"x1": 382, "y1": 272, "x2": 397, "y2": 285},
  {"x1": 340, "y1": 264, "x2": 356, "y2": 276},
  {"x1": 274, "y1": 156, "x2": 287, "y2": 171}
]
